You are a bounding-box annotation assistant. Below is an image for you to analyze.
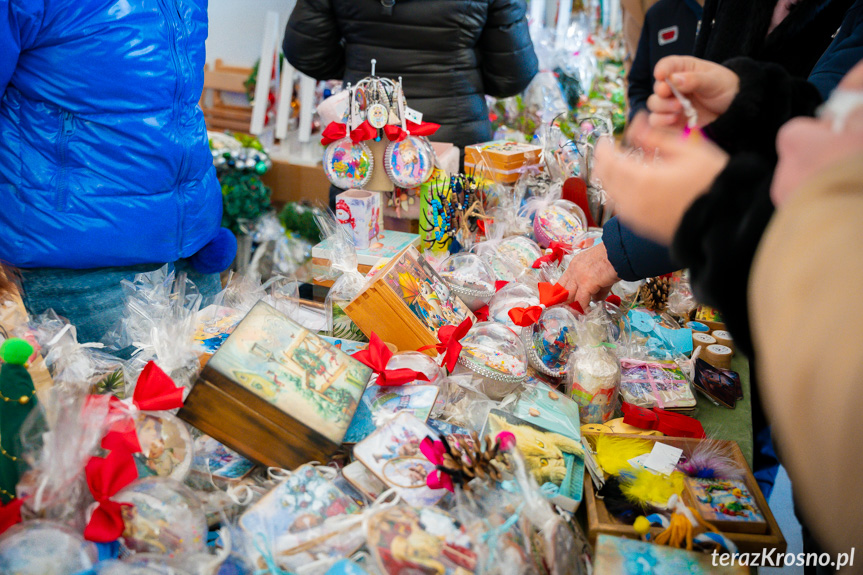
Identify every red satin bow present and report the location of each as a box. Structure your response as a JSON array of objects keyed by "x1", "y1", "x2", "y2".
[
  {"x1": 351, "y1": 334, "x2": 429, "y2": 386},
  {"x1": 320, "y1": 122, "x2": 347, "y2": 146},
  {"x1": 508, "y1": 283, "x2": 569, "y2": 327},
  {"x1": 83, "y1": 449, "x2": 138, "y2": 542},
  {"x1": 532, "y1": 242, "x2": 572, "y2": 269},
  {"x1": 621, "y1": 402, "x2": 706, "y2": 439},
  {"x1": 494, "y1": 281, "x2": 509, "y2": 292},
  {"x1": 474, "y1": 306, "x2": 489, "y2": 322},
  {"x1": 419, "y1": 317, "x2": 473, "y2": 372},
  {"x1": 420, "y1": 437, "x2": 454, "y2": 492},
  {"x1": 350, "y1": 120, "x2": 376, "y2": 143},
  {"x1": 606, "y1": 294, "x2": 622, "y2": 307},
  {"x1": 384, "y1": 120, "x2": 441, "y2": 142},
  {"x1": 133, "y1": 361, "x2": 184, "y2": 412},
  {"x1": 0, "y1": 498, "x2": 26, "y2": 536}
]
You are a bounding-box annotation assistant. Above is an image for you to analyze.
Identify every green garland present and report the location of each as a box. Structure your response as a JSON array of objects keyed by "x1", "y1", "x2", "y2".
[
  {"x1": 220, "y1": 172, "x2": 272, "y2": 235},
  {"x1": 278, "y1": 203, "x2": 322, "y2": 244}
]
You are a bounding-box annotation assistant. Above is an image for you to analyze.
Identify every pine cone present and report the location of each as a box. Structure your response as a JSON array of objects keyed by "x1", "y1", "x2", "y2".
[
  {"x1": 440, "y1": 432, "x2": 509, "y2": 490},
  {"x1": 640, "y1": 276, "x2": 671, "y2": 311}
]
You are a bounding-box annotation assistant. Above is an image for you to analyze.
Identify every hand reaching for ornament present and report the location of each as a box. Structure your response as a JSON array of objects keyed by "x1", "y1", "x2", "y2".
[
  {"x1": 648, "y1": 56, "x2": 740, "y2": 129},
  {"x1": 558, "y1": 243, "x2": 620, "y2": 311},
  {"x1": 593, "y1": 116, "x2": 729, "y2": 245}
]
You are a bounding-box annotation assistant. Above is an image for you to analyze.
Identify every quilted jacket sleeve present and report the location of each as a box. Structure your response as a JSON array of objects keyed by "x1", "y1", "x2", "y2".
[
  {"x1": 477, "y1": 0, "x2": 538, "y2": 98},
  {"x1": 283, "y1": 0, "x2": 346, "y2": 81},
  {"x1": 1, "y1": 0, "x2": 43, "y2": 96}
]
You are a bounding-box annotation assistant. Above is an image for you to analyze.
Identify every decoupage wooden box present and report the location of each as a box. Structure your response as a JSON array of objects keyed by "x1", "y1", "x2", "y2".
[
  {"x1": 464, "y1": 140, "x2": 543, "y2": 183},
  {"x1": 582, "y1": 433, "x2": 786, "y2": 554},
  {"x1": 344, "y1": 245, "x2": 475, "y2": 355},
  {"x1": 178, "y1": 301, "x2": 373, "y2": 469}
]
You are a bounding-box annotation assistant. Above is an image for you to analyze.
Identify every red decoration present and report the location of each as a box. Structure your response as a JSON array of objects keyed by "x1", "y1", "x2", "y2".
[
  {"x1": 494, "y1": 281, "x2": 509, "y2": 292},
  {"x1": 320, "y1": 122, "x2": 347, "y2": 146},
  {"x1": 132, "y1": 362, "x2": 184, "y2": 412},
  {"x1": 351, "y1": 334, "x2": 430, "y2": 386},
  {"x1": 419, "y1": 317, "x2": 473, "y2": 372},
  {"x1": 562, "y1": 177, "x2": 597, "y2": 228},
  {"x1": 350, "y1": 120, "x2": 376, "y2": 143},
  {"x1": 474, "y1": 306, "x2": 489, "y2": 323},
  {"x1": 532, "y1": 242, "x2": 572, "y2": 268},
  {"x1": 621, "y1": 402, "x2": 706, "y2": 438},
  {"x1": 83, "y1": 449, "x2": 138, "y2": 542},
  {"x1": 420, "y1": 437, "x2": 454, "y2": 492},
  {"x1": 508, "y1": 283, "x2": 569, "y2": 327},
  {"x1": 0, "y1": 498, "x2": 25, "y2": 536}
]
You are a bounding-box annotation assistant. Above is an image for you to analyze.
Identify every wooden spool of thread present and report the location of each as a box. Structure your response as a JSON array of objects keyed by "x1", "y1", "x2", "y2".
[
  {"x1": 712, "y1": 330, "x2": 735, "y2": 354},
  {"x1": 702, "y1": 344, "x2": 733, "y2": 370},
  {"x1": 692, "y1": 333, "x2": 717, "y2": 354}
]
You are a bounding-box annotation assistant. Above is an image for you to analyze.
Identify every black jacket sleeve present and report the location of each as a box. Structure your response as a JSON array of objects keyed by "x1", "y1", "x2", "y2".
[
  {"x1": 283, "y1": 0, "x2": 346, "y2": 81},
  {"x1": 477, "y1": 0, "x2": 539, "y2": 98},
  {"x1": 704, "y1": 58, "x2": 822, "y2": 159},
  {"x1": 627, "y1": 13, "x2": 654, "y2": 120},
  {"x1": 808, "y1": 0, "x2": 863, "y2": 98},
  {"x1": 603, "y1": 216, "x2": 680, "y2": 281},
  {"x1": 670, "y1": 154, "x2": 776, "y2": 358}
]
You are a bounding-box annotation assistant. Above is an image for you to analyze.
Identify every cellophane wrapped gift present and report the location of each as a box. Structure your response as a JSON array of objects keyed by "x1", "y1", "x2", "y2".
[
  {"x1": 437, "y1": 253, "x2": 497, "y2": 312},
  {"x1": 451, "y1": 322, "x2": 529, "y2": 401},
  {"x1": 315, "y1": 209, "x2": 369, "y2": 342}
]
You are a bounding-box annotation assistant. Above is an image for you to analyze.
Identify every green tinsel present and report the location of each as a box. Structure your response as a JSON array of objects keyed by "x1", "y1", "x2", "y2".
[
  {"x1": 221, "y1": 172, "x2": 272, "y2": 235},
  {"x1": 279, "y1": 203, "x2": 323, "y2": 244}
]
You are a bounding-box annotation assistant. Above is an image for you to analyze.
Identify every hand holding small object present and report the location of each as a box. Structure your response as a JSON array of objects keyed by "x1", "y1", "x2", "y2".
[
  {"x1": 648, "y1": 56, "x2": 740, "y2": 130},
  {"x1": 593, "y1": 116, "x2": 729, "y2": 245}
]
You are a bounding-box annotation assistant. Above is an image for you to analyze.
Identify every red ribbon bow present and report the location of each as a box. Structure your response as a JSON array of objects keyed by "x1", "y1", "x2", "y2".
[
  {"x1": 83, "y1": 449, "x2": 138, "y2": 542},
  {"x1": 320, "y1": 122, "x2": 347, "y2": 146},
  {"x1": 0, "y1": 498, "x2": 26, "y2": 536},
  {"x1": 133, "y1": 361, "x2": 185, "y2": 412},
  {"x1": 508, "y1": 283, "x2": 569, "y2": 327},
  {"x1": 351, "y1": 334, "x2": 430, "y2": 386},
  {"x1": 420, "y1": 437, "x2": 454, "y2": 492},
  {"x1": 532, "y1": 242, "x2": 572, "y2": 269},
  {"x1": 621, "y1": 402, "x2": 706, "y2": 439},
  {"x1": 494, "y1": 281, "x2": 510, "y2": 292},
  {"x1": 419, "y1": 317, "x2": 473, "y2": 372},
  {"x1": 474, "y1": 306, "x2": 489, "y2": 322},
  {"x1": 350, "y1": 120, "x2": 377, "y2": 143},
  {"x1": 385, "y1": 120, "x2": 441, "y2": 142}
]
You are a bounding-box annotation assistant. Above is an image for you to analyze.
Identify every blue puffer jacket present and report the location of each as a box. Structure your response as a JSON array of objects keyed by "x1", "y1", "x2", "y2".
[{"x1": 0, "y1": 0, "x2": 221, "y2": 269}]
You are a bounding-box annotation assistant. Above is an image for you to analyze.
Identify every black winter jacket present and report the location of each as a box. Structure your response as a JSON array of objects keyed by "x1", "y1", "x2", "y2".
[
  {"x1": 283, "y1": 0, "x2": 539, "y2": 148},
  {"x1": 696, "y1": 0, "x2": 855, "y2": 79}
]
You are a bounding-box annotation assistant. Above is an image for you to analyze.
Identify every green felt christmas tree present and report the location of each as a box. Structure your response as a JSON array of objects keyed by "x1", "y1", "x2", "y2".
[{"x1": 0, "y1": 338, "x2": 38, "y2": 504}]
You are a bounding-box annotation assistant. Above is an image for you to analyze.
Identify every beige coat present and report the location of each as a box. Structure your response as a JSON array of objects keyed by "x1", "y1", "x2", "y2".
[{"x1": 750, "y1": 153, "x2": 863, "y2": 556}]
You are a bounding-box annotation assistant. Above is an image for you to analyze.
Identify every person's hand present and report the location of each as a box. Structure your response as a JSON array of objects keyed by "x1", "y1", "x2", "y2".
[
  {"x1": 593, "y1": 118, "x2": 730, "y2": 245},
  {"x1": 647, "y1": 56, "x2": 740, "y2": 129},
  {"x1": 558, "y1": 243, "x2": 619, "y2": 311},
  {"x1": 772, "y1": 61, "x2": 863, "y2": 207}
]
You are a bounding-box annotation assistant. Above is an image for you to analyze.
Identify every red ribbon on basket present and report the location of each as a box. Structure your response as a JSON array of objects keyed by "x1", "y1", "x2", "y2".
[
  {"x1": 83, "y1": 448, "x2": 138, "y2": 542},
  {"x1": 419, "y1": 317, "x2": 473, "y2": 372},
  {"x1": 621, "y1": 402, "x2": 706, "y2": 439},
  {"x1": 508, "y1": 283, "x2": 569, "y2": 327},
  {"x1": 351, "y1": 333, "x2": 430, "y2": 387},
  {"x1": 532, "y1": 242, "x2": 572, "y2": 269}
]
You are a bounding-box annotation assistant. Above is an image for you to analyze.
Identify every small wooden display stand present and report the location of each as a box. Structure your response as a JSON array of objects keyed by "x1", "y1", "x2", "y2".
[{"x1": 200, "y1": 59, "x2": 253, "y2": 134}]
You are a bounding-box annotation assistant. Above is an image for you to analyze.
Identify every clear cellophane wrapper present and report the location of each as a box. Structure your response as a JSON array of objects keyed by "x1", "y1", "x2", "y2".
[
  {"x1": 16, "y1": 311, "x2": 126, "y2": 396},
  {"x1": 100, "y1": 266, "x2": 203, "y2": 391},
  {"x1": 314, "y1": 209, "x2": 367, "y2": 341},
  {"x1": 17, "y1": 389, "x2": 127, "y2": 528},
  {"x1": 245, "y1": 211, "x2": 312, "y2": 282}
]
